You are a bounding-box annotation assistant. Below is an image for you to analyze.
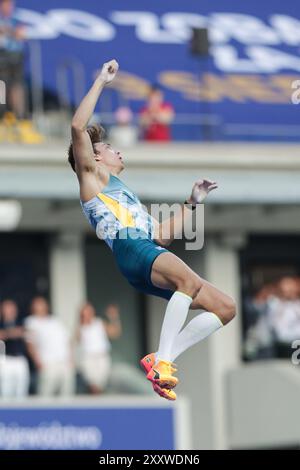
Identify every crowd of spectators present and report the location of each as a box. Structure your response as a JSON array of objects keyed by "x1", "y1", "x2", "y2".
[
  {"x1": 108, "y1": 84, "x2": 175, "y2": 147},
  {"x1": 0, "y1": 295, "x2": 150, "y2": 399},
  {"x1": 244, "y1": 276, "x2": 300, "y2": 360}
]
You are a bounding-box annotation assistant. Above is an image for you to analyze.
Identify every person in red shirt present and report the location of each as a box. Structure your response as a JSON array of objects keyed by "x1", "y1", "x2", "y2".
[{"x1": 140, "y1": 85, "x2": 174, "y2": 142}]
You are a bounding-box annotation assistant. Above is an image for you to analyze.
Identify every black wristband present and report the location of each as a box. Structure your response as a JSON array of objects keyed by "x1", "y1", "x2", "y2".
[{"x1": 184, "y1": 200, "x2": 197, "y2": 210}]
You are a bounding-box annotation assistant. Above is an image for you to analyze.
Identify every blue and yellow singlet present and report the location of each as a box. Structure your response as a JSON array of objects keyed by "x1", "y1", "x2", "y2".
[{"x1": 80, "y1": 174, "x2": 154, "y2": 250}]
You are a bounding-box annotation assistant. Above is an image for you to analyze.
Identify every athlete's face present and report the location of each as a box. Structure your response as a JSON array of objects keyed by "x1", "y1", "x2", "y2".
[{"x1": 93, "y1": 142, "x2": 124, "y2": 174}]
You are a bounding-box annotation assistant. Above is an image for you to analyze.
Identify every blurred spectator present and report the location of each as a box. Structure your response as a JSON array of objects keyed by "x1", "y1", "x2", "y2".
[
  {"x1": 0, "y1": 299, "x2": 29, "y2": 398},
  {"x1": 0, "y1": 0, "x2": 43, "y2": 143},
  {"x1": 76, "y1": 302, "x2": 121, "y2": 394},
  {"x1": 269, "y1": 277, "x2": 300, "y2": 357},
  {"x1": 244, "y1": 285, "x2": 276, "y2": 360},
  {"x1": 139, "y1": 85, "x2": 174, "y2": 142},
  {"x1": 25, "y1": 296, "x2": 74, "y2": 396},
  {"x1": 244, "y1": 276, "x2": 300, "y2": 360},
  {"x1": 0, "y1": 0, "x2": 26, "y2": 120},
  {"x1": 108, "y1": 106, "x2": 138, "y2": 148}
]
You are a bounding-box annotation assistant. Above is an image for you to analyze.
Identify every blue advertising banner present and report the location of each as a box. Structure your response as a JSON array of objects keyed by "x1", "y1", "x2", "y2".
[
  {"x1": 14, "y1": 1, "x2": 300, "y2": 140},
  {"x1": 0, "y1": 403, "x2": 176, "y2": 450}
]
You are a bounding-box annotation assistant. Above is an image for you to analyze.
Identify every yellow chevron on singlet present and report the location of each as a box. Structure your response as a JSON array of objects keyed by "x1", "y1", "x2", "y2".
[{"x1": 97, "y1": 193, "x2": 135, "y2": 228}]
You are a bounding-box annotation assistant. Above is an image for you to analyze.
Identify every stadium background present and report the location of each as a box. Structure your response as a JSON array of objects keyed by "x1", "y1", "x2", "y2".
[{"x1": 0, "y1": 0, "x2": 300, "y2": 450}]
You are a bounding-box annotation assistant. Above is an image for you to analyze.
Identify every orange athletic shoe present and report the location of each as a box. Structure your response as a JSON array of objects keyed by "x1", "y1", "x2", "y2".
[
  {"x1": 146, "y1": 359, "x2": 179, "y2": 389},
  {"x1": 140, "y1": 353, "x2": 177, "y2": 401},
  {"x1": 140, "y1": 353, "x2": 156, "y2": 374}
]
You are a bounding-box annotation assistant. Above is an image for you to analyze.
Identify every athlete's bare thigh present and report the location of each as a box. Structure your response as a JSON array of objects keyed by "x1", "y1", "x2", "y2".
[
  {"x1": 151, "y1": 251, "x2": 203, "y2": 296},
  {"x1": 151, "y1": 251, "x2": 236, "y2": 324}
]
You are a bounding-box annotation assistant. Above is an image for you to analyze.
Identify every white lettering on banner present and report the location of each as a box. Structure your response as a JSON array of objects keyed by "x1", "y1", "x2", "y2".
[
  {"x1": 213, "y1": 45, "x2": 300, "y2": 73},
  {"x1": 248, "y1": 46, "x2": 300, "y2": 73},
  {"x1": 13, "y1": 8, "x2": 300, "y2": 73},
  {"x1": 14, "y1": 9, "x2": 300, "y2": 46},
  {"x1": 270, "y1": 15, "x2": 300, "y2": 46},
  {"x1": 161, "y1": 13, "x2": 237, "y2": 44},
  {"x1": 15, "y1": 8, "x2": 114, "y2": 41},
  {"x1": 48, "y1": 9, "x2": 115, "y2": 41},
  {"x1": 15, "y1": 8, "x2": 59, "y2": 39},
  {"x1": 161, "y1": 13, "x2": 208, "y2": 42},
  {"x1": 212, "y1": 45, "x2": 260, "y2": 73},
  {"x1": 211, "y1": 13, "x2": 280, "y2": 45},
  {"x1": 0, "y1": 422, "x2": 102, "y2": 450},
  {"x1": 111, "y1": 11, "x2": 181, "y2": 43}
]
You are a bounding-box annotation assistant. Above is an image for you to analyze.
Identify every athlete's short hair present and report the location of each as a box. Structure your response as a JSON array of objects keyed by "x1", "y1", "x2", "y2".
[{"x1": 67, "y1": 124, "x2": 106, "y2": 173}]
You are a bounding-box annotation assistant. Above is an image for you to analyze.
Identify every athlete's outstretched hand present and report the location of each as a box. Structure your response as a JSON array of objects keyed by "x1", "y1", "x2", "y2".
[
  {"x1": 98, "y1": 59, "x2": 119, "y2": 84},
  {"x1": 189, "y1": 179, "x2": 218, "y2": 204}
]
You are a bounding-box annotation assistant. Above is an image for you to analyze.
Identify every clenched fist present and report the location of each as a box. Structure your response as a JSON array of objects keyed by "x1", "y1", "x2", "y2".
[
  {"x1": 188, "y1": 179, "x2": 218, "y2": 205},
  {"x1": 98, "y1": 59, "x2": 119, "y2": 84}
]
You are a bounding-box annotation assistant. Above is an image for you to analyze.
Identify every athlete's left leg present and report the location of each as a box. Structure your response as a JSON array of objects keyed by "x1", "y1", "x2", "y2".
[
  {"x1": 169, "y1": 312, "x2": 223, "y2": 362},
  {"x1": 166, "y1": 281, "x2": 237, "y2": 361},
  {"x1": 150, "y1": 253, "x2": 236, "y2": 363}
]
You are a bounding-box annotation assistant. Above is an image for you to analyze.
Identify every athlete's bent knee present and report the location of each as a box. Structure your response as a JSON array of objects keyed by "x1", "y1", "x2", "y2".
[
  {"x1": 220, "y1": 296, "x2": 236, "y2": 325},
  {"x1": 177, "y1": 276, "x2": 202, "y2": 299}
]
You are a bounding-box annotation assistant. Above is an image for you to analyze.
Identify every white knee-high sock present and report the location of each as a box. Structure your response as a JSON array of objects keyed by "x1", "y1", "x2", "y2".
[
  {"x1": 169, "y1": 312, "x2": 223, "y2": 362},
  {"x1": 156, "y1": 291, "x2": 193, "y2": 363}
]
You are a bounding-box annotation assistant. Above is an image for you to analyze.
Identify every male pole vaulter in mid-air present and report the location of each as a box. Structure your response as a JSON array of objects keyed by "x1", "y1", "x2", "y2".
[{"x1": 68, "y1": 60, "x2": 236, "y2": 401}]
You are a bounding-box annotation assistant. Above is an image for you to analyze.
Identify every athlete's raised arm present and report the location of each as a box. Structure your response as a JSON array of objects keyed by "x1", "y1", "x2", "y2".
[
  {"x1": 70, "y1": 59, "x2": 119, "y2": 197},
  {"x1": 154, "y1": 179, "x2": 218, "y2": 247}
]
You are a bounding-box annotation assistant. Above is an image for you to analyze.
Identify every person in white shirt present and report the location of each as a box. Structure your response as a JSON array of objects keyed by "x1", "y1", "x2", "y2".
[
  {"x1": 0, "y1": 299, "x2": 29, "y2": 399},
  {"x1": 25, "y1": 296, "x2": 74, "y2": 396},
  {"x1": 268, "y1": 277, "x2": 300, "y2": 357},
  {"x1": 76, "y1": 302, "x2": 121, "y2": 394}
]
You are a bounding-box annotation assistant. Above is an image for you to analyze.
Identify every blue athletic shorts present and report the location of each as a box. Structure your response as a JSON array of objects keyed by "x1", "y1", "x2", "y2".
[{"x1": 112, "y1": 228, "x2": 174, "y2": 300}]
